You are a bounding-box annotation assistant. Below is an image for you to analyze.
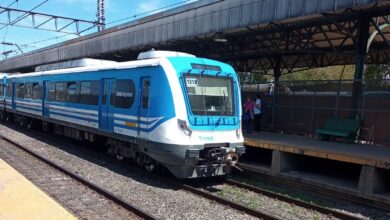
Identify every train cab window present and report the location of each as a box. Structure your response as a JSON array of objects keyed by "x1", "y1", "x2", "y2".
[
  {"x1": 6, "y1": 84, "x2": 12, "y2": 97},
  {"x1": 142, "y1": 80, "x2": 150, "y2": 108},
  {"x1": 17, "y1": 83, "x2": 25, "y2": 98},
  {"x1": 0, "y1": 83, "x2": 3, "y2": 96},
  {"x1": 25, "y1": 83, "x2": 33, "y2": 99},
  {"x1": 55, "y1": 82, "x2": 66, "y2": 102},
  {"x1": 48, "y1": 83, "x2": 56, "y2": 101},
  {"x1": 80, "y1": 81, "x2": 99, "y2": 105},
  {"x1": 112, "y1": 79, "x2": 135, "y2": 109},
  {"x1": 66, "y1": 82, "x2": 78, "y2": 103},
  {"x1": 32, "y1": 83, "x2": 42, "y2": 99}
]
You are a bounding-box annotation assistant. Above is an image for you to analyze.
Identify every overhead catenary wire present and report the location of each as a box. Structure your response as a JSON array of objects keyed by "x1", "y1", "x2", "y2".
[
  {"x1": 1, "y1": 0, "x2": 20, "y2": 56},
  {"x1": 18, "y1": 0, "x2": 198, "y2": 50},
  {"x1": 0, "y1": 0, "x2": 49, "y2": 32},
  {"x1": 0, "y1": 0, "x2": 51, "y2": 57},
  {"x1": 106, "y1": 0, "x2": 197, "y2": 26}
]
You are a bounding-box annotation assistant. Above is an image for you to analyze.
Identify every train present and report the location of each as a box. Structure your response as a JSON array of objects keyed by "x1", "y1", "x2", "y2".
[{"x1": 0, "y1": 50, "x2": 245, "y2": 178}]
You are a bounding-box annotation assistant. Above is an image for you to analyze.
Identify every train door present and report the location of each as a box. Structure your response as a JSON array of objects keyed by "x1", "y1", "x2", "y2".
[
  {"x1": 138, "y1": 77, "x2": 150, "y2": 139},
  {"x1": 42, "y1": 81, "x2": 49, "y2": 117},
  {"x1": 99, "y1": 78, "x2": 114, "y2": 131}
]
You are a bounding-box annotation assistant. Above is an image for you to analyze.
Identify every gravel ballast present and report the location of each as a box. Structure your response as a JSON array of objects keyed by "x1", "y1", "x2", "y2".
[
  {"x1": 0, "y1": 123, "x2": 256, "y2": 220},
  {"x1": 0, "y1": 139, "x2": 141, "y2": 220},
  {"x1": 1, "y1": 122, "x2": 389, "y2": 219}
]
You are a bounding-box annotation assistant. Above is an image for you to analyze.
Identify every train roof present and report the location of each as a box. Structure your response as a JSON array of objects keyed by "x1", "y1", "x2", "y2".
[
  {"x1": 35, "y1": 58, "x2": 118, "y2": 72},
  {"x1": 8, "y1": 58, "x2": 161, "y2": 79},
  {"x1": 8, "y1": 50, "x2": 198, "y2": 79}
]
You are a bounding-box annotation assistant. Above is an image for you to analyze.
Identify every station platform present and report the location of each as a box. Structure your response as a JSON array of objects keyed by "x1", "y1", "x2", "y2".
[
  {"x1": 0, "y1": 158, "x2": 76, "y2": 220},
  {"x1": 244, "y1": 132, "x2": 390, "y2": 169},
  {"x1": 240, "y1": 132, "x2": 390, "y2": 210}
]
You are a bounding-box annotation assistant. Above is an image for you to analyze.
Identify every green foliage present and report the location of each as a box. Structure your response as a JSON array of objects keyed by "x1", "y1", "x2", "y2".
[
  {"x1": 237, "y1": 72, "x2": 271, "y2": 83},
  {"x1": 364, "y1": 64, "x2": 390, "y2": 90},
  {"x1": 280, "y1": 66, "x2": 355, "y2": 81}
]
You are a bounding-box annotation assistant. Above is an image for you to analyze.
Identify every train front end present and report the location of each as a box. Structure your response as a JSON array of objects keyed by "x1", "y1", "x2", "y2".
[{"x1": 159, "y1": 55, "x2": 245, "y2": 178}]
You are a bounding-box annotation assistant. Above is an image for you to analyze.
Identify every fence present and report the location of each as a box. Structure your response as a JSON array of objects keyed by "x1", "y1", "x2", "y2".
[{"x1": 241, "y1": 79, "x2": 390, "y2": 146}]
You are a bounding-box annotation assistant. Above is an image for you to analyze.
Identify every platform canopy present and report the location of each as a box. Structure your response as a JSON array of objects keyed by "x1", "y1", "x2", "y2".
[{"x1": 1, "y1": 0, "x2": 390, "y2": 77}]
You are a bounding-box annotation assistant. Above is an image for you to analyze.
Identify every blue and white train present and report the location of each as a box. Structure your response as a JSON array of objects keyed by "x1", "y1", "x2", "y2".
[{"x1": 0, "y1": 51, "x2": 245, "y2": 178}]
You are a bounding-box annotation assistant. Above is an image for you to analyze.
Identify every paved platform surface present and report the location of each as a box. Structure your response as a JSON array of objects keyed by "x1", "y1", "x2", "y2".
[
  {"x1": 244, "y1": 132, "x2": 390, "y2": 169},
  {"x1": 0, "y1": 158, "x2": 76, "y2": 220}
]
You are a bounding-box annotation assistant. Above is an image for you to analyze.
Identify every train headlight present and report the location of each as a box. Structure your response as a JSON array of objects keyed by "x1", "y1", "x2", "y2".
[{"x1": 178, "y1": 119, "x2": 192, "y2": 136}]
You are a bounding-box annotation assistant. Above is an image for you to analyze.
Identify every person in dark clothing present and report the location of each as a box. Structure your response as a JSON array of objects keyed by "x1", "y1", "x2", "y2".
[
  {"x1": 242, "y1": 97, "x2": 254, "y2": 133},
  {"x1": 253, "y1": 94, "x2": 262, "y2": 133}
]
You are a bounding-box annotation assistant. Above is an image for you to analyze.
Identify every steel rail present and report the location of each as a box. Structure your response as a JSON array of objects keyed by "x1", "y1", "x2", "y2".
[
  {"x1": 239, "y1": 168, "x2": 390, "y2": 212},
  {"x1": 225, "y1": 178, "x2": 365, "y2": 220},
  {"x1": 147, "y1": 174, "x2": 282, "y2": 220},
  {"x1": 176, "y1": 182, "x2": 282, "y2": 220},
  {"x1": 0, "y1": 131, "x2": 281, "y2": 220},
  {"x1": 0, "y1": 135, "x2": 158, "y2": 220}
]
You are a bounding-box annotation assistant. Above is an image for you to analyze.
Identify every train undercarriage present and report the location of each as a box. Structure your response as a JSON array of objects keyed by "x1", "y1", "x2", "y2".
[{"x1": 0, "y1": 111, "x2": 245, "y2": 178}]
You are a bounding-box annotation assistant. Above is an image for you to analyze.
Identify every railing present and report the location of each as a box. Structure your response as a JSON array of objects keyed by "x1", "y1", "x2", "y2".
[{"x1": 241, "y1": 79, "x2": 390, "y2": 146}]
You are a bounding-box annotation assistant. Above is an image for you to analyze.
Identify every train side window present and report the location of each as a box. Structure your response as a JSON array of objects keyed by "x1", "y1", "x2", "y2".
[
  {"x1": 80, "y1": 81, "x2": 99, "y2": 105},
  {"x1": 114, "y1": 79, "x2": 135, "y2": 109},
  {"x1": 48, "y1": 83, "x2": 56, "y2": 101},
  {"x1": 142, "y1": 80, "x2": 150, "y2": 108},
  {"x1": 17, "y1": 83, "x2": 25, "y2": 98},
  {"x1": 25, "y1": 83, "x2": 33, "y2": 99},
  {"x1": 6, "y1": 84, "x2": 12, "y2": 97},
  {"x1": 32, "y1": 83, "x2": 42, "y2": 99},
  {"x1": 110, "y1": 80, "x2": 116, "y2": 106},
  {"x1": 0, "y1": 83, "x2": 3, "y2": 96},
  {"x1": 55, "y1": 82, "x2": 66, "y2": 102},
  {"x1": 66, "y1": 82, "x2": 78, "y2": 103}
]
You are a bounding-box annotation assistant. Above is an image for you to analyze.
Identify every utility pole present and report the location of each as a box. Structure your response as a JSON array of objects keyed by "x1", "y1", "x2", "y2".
[{"x1": 97, "y1": 0, "x2": 105, "y2": 31}]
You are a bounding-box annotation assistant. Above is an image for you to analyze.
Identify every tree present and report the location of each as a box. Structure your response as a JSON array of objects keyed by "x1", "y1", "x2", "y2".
[
  {"x1": 237, "y1": 72, "x2": 270, "y2": 83},
  {"x1": 364, "y1": 64, "x2": 390, "y2": 90},
  {"x1": 280, "y1": 66, "x2": 355, "y2": 81}
]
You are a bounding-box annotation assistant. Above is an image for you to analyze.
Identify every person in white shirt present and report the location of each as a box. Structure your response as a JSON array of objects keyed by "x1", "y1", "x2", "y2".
[{"x1": 253, "y1": 94, "x2": 262, "y2": 133}]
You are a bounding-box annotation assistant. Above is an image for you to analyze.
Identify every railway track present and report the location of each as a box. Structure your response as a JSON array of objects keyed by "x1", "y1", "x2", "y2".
[
  {"x1": 0, "y1": 135, "x2": 158, "y2": 220},
  {"x1": 0, "y1": 130, "x2": 282, "y2": 220},
  {"x1": 0, "y1": 127, "x2": 375, "y2": 220},
  {"x1": 165, "y1": 177, "x2": 282, "y2": 220},
  {"x1": 224, "y1": 178, "x2": 365, "y2": 220},
  {"x1": 238, "y1": 168, "x2": 390, "y2": 212}
]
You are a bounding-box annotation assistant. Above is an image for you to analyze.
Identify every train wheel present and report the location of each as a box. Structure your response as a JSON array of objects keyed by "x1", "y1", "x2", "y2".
[
  {"x1": 136, "y1": 154, "x2": 144, "y2": 167},
  {"x1": 18, "y1": 119, "x2": 25, "y2": 127},
  {"x1": 26, "y1": 120, "x2": 33, "y2": 130},
  {"x1": 116, "y1": 155, "x2": 124, "y2": 161}
]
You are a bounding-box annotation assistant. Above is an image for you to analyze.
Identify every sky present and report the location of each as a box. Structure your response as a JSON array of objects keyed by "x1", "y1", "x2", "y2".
[{"x1": 0, "y1": 0, "x2": 198, "y2": 58}]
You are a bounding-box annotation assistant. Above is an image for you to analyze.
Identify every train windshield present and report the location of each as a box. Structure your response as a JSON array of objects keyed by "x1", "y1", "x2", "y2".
[{"x1": 184, "y1": 74, "x2": 235, "y2": 116}]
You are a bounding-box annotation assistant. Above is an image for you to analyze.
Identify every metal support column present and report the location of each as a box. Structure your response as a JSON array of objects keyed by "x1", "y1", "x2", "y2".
[
  {"x1": 97, "y1": 0, "x2": 105, "y2": 31},
  {"x1": 352, "y1": 17, "x2": 370, "y2": 118},
  {"x1": 271, "y1": 56, "x2": 281, "y2": 129}
]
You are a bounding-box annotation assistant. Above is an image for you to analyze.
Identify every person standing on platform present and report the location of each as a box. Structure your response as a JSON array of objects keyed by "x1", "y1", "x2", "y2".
[
  {"x1": 253, "y1": 94, "x2": 262, "y2": 134},
  {"x1": 242, "y1": 97, "x2": 254, "y2": 133}
]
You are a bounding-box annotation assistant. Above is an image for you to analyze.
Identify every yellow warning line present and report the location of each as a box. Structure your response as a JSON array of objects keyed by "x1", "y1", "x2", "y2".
[{"x1": 0, "y1": 158, "x2": 77, "y2": 220}]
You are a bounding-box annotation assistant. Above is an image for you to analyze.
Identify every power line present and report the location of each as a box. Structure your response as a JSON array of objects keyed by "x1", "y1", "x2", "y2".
[
  {"x1": 1, "y1": 0, "x2": 20, "y2": 37},
  {"x1": 18, "y1": 0, "x2": 197, "y2": 50},
  {"x1": 106, "y1": 0, "x2": 196, "y2": 26},
  {"x1": 0, "y1": 0, "x2": 49, "y2": 32},
  {"x1": 4, "y1": 0, "x2": 198, "y2": 56},
  {"x1": 20, "y1": 32, "x2": 74, "y2": 47},
  {"x1": 0, "y1": 4, "x2": 101, "y2": 34}
]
